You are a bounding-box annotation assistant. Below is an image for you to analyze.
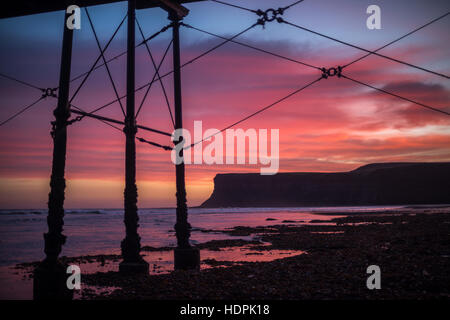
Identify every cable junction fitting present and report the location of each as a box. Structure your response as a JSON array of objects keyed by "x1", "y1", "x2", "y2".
[
  {"x1": 321, "y1": 66, "x2": 343, "y2": 79},
  {"x1": 50, "y1": 115, "x2": 83, "y2": 138},
  {"x1": 256, "y1": 8, "x2": 285, "y2": 28},
  {"x1": 138, "y1": 22, "x2": 175, "y2": 46},
  {"x1": 137, "y1": 137, "x2": 172, "y2": 151},
  {"x1": 41, "y1": 87, "x2": 57, "y2": 98},
  {"x1": 66, "y1": 115, "x2": 84, "y2": 126}
]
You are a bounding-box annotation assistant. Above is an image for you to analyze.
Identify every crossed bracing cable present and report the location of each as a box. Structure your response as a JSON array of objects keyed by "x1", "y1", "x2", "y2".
[
  {"x1": 1, "y1": 9, "x2": 176, "y2": 149},
  {"x1": 1, "y1": 0, "x2": 449, "y2": 151},
  {"x1": 178, "y1": 0, "x2": 450, "y2": 148}
]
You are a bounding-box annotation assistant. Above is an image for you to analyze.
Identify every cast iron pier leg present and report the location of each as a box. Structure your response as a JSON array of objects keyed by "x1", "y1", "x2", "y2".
[
  {"x1": 119, "y1": 0, "x2": 149, "y2": 274},
  {"x1": 33, "y1": 11, "x2": 74, "y2": 300},
  {"x1": 170, "y1": 12, "x2": 200, "y2": 270}
]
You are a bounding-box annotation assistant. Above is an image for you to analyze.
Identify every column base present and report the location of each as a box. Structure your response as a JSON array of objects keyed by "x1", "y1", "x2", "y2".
[
  {"x1": 33, "y1": 261, "x2": 73, "y2": 300},
  {"x1": 119, "y1": 259, "x2": 149, "y2": 274},
  {"x1": 174, "y1": 247, "x2": 200, "y2": 270}
]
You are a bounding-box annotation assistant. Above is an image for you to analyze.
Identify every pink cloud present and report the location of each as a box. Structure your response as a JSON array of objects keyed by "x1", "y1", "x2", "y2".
[{"x1": 1, "y1": 34, "x2": 449, "y2": 207}]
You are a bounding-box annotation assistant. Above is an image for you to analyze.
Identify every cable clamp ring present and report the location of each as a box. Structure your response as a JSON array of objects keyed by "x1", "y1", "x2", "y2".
[
  {"x1": 321, "y1": 66, "x2": 342, "y2": 79},
  {"x1": 41, "y1": 88, "x2": 57, "y2": 98}
]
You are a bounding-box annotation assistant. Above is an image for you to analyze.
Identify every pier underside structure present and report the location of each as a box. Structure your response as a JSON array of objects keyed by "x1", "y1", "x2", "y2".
[
  {"x1": 2, "y1": 0, "x2": 205, "y2": 299},
  {"x1": 1, "y1": 0, "x2": 448, "y2": 300}
]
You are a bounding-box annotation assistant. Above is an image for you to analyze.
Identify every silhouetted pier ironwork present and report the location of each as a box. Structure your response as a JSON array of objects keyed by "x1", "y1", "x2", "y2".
[
  {"x1": 0, "y1": 0, "x2": 448, "y2": 301},
  {"x1": 2, "y1": 0, "x2": 206, "y2": 299}
]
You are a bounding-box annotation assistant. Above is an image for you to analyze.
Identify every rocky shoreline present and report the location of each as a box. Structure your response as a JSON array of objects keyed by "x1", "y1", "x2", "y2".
[
  {"x1": 76, "y1": 208, "x2": 450, "y2": 299},
  {"x1": 13, "y1": 207, "x2": 450, "y2": 299}
]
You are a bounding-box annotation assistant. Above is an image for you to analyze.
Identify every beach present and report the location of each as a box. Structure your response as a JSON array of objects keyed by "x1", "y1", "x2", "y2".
[{"x1": 1, "y1": 206, "x2": 449, "y2": 299}]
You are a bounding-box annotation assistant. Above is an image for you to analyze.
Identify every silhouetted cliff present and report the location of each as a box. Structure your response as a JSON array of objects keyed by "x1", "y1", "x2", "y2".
[{"x1": 200, "y1": 162, "x2": 450, "y2": 207}]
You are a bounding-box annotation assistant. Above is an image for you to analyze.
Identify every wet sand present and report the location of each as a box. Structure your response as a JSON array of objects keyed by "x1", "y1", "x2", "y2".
[{"x1": 10, "y1": 207, "x2": 450, "y2": 299}]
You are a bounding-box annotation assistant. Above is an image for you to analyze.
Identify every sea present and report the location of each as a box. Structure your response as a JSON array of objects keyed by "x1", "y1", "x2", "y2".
[{"x1": 0, "y1": 205, "x2": 408, "y2": 299}]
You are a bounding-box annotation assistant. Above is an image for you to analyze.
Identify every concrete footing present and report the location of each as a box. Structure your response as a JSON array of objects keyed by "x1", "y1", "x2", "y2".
[
  {"x1": 174, "y1": 247, "x2": 200, "y2": 270},
  {"x1": 119, "y1": 259, "x2": 149, "y2": 274},
  {"x1": 33, "y1": 261, "x2": 73, "y2": 300}
]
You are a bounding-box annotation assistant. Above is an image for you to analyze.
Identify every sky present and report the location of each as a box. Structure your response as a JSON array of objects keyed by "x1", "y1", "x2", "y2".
[{"x1": 0, "y1": 0, "x2": 449, "y2": 209}]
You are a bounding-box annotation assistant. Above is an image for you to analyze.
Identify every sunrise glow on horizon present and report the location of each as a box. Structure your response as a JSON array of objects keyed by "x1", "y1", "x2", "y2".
[{"x1": 0, "y1": 0, "x2": 449, "y2": 208}]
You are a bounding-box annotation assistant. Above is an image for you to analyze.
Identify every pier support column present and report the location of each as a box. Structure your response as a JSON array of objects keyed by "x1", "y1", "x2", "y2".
[
  {"x1": 119, "y1": 0, "x2": 149, "y2": 274},
  {"x1": 33, "y1": 11, "x2": 74, "y2": 300},
  {"x1": 170, "y1": 12, "x2": 200, "y2": 270}
]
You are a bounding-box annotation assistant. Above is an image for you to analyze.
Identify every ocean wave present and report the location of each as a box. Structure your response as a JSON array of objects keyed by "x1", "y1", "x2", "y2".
[
  {"x1": 0, "y1": 210, "x2": 107, "y2": 215},
  {"x1": 0, "y1": 211, "x2": 44, "y2": 215},
  {"x1": 65, "y1": 210, "x2": 106, "y2": 215}
]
